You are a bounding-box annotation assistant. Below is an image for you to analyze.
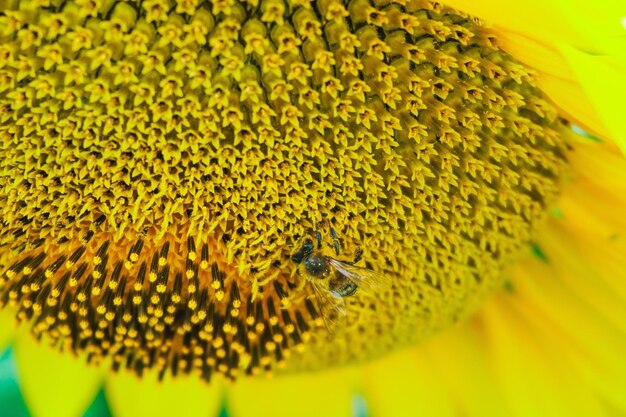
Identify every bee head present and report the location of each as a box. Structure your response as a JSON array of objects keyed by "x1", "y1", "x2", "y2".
[{"x1": 291, "y1": 239, "x2": 314, "y2": 264}]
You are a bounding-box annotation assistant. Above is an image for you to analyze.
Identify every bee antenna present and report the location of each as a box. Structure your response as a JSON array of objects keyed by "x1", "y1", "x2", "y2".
[
  {"x1": 353, "y1": 247, "x2": 363, "y2": 264},
  {"x1": 315, "y1": 231, "x2": 322, "y2": 249},
  {"x1": 330, "y1": 227, "x2": 340, "y2": 255}
]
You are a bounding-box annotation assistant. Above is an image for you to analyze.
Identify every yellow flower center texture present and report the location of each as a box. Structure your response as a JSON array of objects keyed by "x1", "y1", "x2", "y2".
[{"x1": 0, "y1": 0, "x2": 568, "y2": 380}]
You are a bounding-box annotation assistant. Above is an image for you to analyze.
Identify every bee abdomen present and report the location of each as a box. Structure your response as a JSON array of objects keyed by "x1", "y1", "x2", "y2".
[{"x1": 330, "y1": 280, "x2": 358, "y2": 298}]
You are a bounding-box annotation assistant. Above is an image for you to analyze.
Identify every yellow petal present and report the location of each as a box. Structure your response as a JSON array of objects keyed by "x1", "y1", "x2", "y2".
[
  {"x1": 14, "y1": 335, "x2": 104, "y2": 417},
  {"x1": 509, "y1": 256, "x2": 626, "y2": 413},
  {"x1": 445, "y1": 0, "x2": 581, "y2": 50},
  {"x1": 447, "y1": 0, "x2": 626, "y2": 56},
  {"x1": 555, "y1": 133, "x2": 626, "y2": 300},
  {"x1": 535, "y1": 71, "x2": 611, "y2": 141},
  {"x1": 513, "y1": 250, "x2": 626, "y2": 370},
  {"x1": 226, "y1": 367, "x2": 357, "y2": 417},
  {"x1": 105, "y1": 370, "x2": 223, "y2": 417},
  {"x1": 448, "y1": 0, "x2": 626, "y2": 151},
  {"x1": 491, "y1": 30, "x2": 575, "y2": 81},
  {"x1": 480, "y1": 295, "x2": 607, "y2": 416},
  {"x1": 558, "y1": 44, "x2": 626, "y2": 155},
  {"x1": 565, "y1": 133, "x2": 626, "y2": 197},
  {"x1": 554, "y1": 1, "x2": 626, "y2": 67},
  {"x1": 489, "y1": 30, "x2": 611, "y2": 139},
  {"x1": 511, "y1": 138, "x2": 626, "y2": 412},
  {"x1": 421, "y1": 324, "x2": 511, "y2": 417},
  {"x1": 540, "y1": 228, "x2": 626, "y2": 335},
  {"x1": 363, "y1": 348, "x2": 456, "y2": 417},
  {"x1": 0, "y1": 309, "x2": 16, "y2": 352}
]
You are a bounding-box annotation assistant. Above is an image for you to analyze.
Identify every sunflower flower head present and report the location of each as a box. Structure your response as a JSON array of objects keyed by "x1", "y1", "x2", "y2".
[{"x1": 0, "y1": 0, "x2": 569, "y2": 381}]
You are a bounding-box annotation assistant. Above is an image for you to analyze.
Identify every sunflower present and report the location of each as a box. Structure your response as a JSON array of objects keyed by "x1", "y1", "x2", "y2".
[{"x1": 0, "y1": 0, "x2": 625, "y2": 415}]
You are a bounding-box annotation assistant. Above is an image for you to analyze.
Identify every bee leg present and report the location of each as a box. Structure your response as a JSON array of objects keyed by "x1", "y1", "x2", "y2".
[
  {"x1": 330, "y1": 227, "x2": 341, "y2": 255},
  {"x1": 353, "y1": 247, "x2": 363, "y2": 264},
  {"x1": 315, "y1": 230, "x2": 323, "y2": 250}
]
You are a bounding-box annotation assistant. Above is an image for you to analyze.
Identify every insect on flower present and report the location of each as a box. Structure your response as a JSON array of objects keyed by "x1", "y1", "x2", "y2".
[{"x1": 291, "y1": 227, "x2": 389, "y2": 330}]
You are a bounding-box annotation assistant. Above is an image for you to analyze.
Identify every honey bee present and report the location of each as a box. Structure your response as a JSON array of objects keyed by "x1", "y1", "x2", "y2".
[{"x1": 291, "y1": 228, "x2": 388, "y2": 330}]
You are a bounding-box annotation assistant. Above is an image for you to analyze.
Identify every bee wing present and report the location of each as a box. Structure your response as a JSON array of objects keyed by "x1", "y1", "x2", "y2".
[
  {"x1": 310, "y1": 280, "x2": 346, "y2": 333},
  {"x1": 327, "y1": 258, "x2": 389, "y2": 293}
]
